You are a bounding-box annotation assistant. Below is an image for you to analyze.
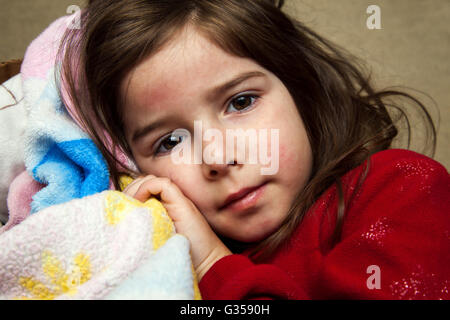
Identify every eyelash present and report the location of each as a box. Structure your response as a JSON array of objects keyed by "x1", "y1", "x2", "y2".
[{"x1": 153, "y1": 93, "x2": 260, "y2": 156}]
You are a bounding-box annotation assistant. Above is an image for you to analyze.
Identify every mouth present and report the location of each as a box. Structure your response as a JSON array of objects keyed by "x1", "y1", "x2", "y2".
[{"x1": 219, "y1": 182, "x2": 268, "y2": 212}]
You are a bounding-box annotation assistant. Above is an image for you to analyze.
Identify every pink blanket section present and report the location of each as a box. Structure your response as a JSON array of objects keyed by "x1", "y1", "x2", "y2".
[{"x1": 1, "y1": 171, "x2": 44, "y2": 234}]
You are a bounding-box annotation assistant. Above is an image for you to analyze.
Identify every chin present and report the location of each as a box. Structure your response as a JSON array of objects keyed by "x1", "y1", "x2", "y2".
[{"x1": 229, "y1": 225, "x2": 278, "y2": 243}]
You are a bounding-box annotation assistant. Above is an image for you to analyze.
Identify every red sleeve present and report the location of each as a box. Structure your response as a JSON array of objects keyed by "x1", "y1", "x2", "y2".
[
  {"x1": 199, "y1": 254, "x2": 309, "y2": 299},
  {"x1": 317, "y1": 149, "x2": 450, "y2": 299}
]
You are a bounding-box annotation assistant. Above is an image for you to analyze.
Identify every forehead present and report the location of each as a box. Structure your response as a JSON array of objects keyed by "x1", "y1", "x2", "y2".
[{"x1": 120, "y1": 26, "x2": 261, "y2": 125}]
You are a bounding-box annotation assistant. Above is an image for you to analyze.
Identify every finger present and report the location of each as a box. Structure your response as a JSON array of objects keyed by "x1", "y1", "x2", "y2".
[
  {"x1": 122, "y1": 175, "x2": 155, "y2": 195},
  {"x1": 133, "y1": 177, "x2": 185, "y2": 205}
]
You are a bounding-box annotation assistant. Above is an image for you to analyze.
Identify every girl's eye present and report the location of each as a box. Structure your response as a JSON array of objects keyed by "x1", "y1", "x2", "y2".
[
  {"x1": 154, "y1": 133, "x2": 184, "y2": 155},
  {"x1": 152, "y1": 95, "x2": 258, "y2": 156},
  {"x1": 225, "y1": 94, "x2": 259, "y2": 113}
]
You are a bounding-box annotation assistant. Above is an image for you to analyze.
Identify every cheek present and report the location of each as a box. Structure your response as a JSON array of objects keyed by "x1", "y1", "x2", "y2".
[
  {"x1": 156, "y1": 164, "x2": 202, "y2": 202},
  {"x1": 136, "y1": 159, "x2": 210, "y2": 210},
  {"x1": 169, "y1": 171, "x2": 191, "y2": 193},
  {"x1": 277, "y1": 139, "x2": 313, "y2": 188},
  {"x1": 138, "y1": 160, "x2": 192, "y2": 191},
  {"x1": 278, "y1": 144, "x2": 291, "y2": 165},
  {"x1": 277, "y1": 143, "x2": 298, "y2": 172},
  {"x1": 158, "y1": 164, "x2": 190, "y2": 186}
]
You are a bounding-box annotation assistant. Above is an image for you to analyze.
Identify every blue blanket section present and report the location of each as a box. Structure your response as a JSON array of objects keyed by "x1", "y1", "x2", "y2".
[{"x1": 30, "y1": 138, "x2": 110, "y2": 213}]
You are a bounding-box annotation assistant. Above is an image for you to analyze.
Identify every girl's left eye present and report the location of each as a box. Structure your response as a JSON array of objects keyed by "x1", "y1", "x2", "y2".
[{"x1": 225, "y1": 94, "x2": 259, "y2": 114}]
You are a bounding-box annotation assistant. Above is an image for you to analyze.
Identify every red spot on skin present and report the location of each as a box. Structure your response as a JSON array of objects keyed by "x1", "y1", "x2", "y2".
[{"x1": 278, "y1": 144, "x2": 290, "y2": 164}]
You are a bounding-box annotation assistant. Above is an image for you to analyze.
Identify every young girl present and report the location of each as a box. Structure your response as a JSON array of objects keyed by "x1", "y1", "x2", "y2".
[{"x1": 59, "y1": 0, "x2": 449, "y2": 299}]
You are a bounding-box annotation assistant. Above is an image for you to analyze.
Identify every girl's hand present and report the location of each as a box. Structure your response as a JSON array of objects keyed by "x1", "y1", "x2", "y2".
[{"x1": 122, "y1": 175, "x2": 232, "y2": 281}]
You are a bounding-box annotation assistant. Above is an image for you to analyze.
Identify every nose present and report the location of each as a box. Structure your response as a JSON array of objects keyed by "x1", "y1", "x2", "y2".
[
  {"x1": 203, "y1": 159, "x2": 240, "y2": 179},
  {"x1": 199, "y1": 121, "x2": 243, "y2": 179}
]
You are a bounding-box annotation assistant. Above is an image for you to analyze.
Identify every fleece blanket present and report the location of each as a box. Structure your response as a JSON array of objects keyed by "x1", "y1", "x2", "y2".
[
  {"x1": 0, "y1": 14, "x2": 200, "y2": 299},
  {"x1": 0, "y1": 191, "x2": 200, "y2": 300}
]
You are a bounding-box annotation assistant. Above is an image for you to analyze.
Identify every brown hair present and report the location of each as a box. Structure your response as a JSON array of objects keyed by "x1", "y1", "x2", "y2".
[{"x1": 58, "y1": 0, "x2": 436, "y2": 261}]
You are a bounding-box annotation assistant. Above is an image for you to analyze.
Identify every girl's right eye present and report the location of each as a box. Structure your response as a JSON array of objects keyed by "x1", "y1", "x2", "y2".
[{"x1": 154, "y1": 132, "x2": 185, "y2": 155}]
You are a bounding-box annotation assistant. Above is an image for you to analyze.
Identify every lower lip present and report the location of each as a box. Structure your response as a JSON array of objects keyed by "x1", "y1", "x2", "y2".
[{"x1": 224, "y1": 183, "x2": 267, "y2": 213}]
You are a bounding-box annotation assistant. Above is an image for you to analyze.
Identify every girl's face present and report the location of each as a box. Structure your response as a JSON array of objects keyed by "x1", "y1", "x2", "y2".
[{"x1": 121, "y1": 26, "x2": 313, "y2": 243}]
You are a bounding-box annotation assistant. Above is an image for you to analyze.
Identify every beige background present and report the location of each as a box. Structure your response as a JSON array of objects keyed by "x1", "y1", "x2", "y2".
[{"x1": 0, "y1": 0, "x2": 448, "y2": 169}]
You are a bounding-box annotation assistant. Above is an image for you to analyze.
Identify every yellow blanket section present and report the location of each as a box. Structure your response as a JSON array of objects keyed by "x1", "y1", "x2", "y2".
[
  {"x1": 17, "y1": 251, "x2": 91, "y2": 300},
  {"x1": 116, "y1": 175, "x2": 202, "y2": 299},
  {"x1": 115, "y1": 174, "x2": 175, "y2": 251},
  {"x1": 16, "y1": 175, "x2": 201, "y2": 300}
]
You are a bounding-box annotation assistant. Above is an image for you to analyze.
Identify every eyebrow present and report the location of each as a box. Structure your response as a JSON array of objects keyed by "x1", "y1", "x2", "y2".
[
  {"x1": 206, "y1": 70, "x2": 266, "y2": 102},
  {"x1": 131, "y1": 70, "x2": 267, "y2": 143}
]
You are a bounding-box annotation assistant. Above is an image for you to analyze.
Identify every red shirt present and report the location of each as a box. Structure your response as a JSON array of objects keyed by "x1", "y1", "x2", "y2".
[{"x1": 199, "y1": 149, "x2": 450, "y2": 299}]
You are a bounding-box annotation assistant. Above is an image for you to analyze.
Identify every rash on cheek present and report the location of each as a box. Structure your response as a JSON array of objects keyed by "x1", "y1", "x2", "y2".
[{"x1": 278, "y1": 144, "x2": 292, "y2": 167}]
